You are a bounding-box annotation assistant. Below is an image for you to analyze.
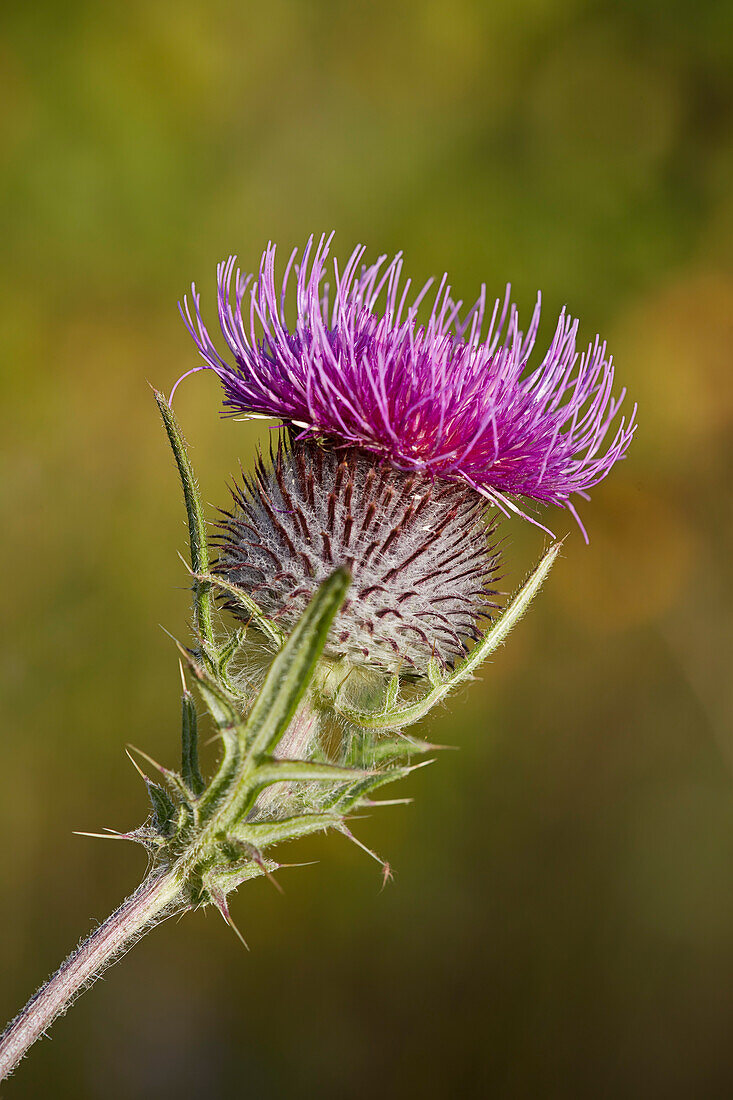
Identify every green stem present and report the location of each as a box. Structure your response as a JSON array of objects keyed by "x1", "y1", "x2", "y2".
[{"x1": 251, "y1": 697, "x2": 321, "y2": 816}]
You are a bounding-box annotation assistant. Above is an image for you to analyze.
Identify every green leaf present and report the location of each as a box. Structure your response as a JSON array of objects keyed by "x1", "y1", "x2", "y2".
[
  {"x1": 146, "y1": 780, "x2": 177, "y2": 837},
  {"x1": 195, "y1": 572, "x2": 285, "y2": 650},
  {"x1": 335, "y1": 759, "x2": 435, "y2": 812},
  {"x1": 384, "y1": 672, "x2": 400, "y2": 708},
  {"x1": 236, "y1": 812, "x2": 342, "y2": 849},
  {"x1": 221, "y1": 755, "x2": 371, "y2": 831},
  {"x1": 176, "y1": 644, "x2": 244, "y2": 819},
  {"x1": 181, "y1": 688, "x2": 205, "y2": 797},
  {"x1": 252, "y1": 758, "x2": 372, "y2": 787},
  {"x1": 154, "y1": 390, "x2": 215, "y2": 663},
  {"x1": 368, "y1": 735, "x2": 443, "y2": 765},
  {"x1": 205, "y1": 858, "x2": 281, "y2": 895},
  {"x1": 216, "y1": 627, "x2": 245, "y2": 685},
  {"x1": 176, "y1": 642, "x2": 240, "y2": 730},
  {"x1": 427, "y1": 658, "x2": 444, "y2": 688},
  {"x1": 243, "y1": 569, "x2": 351, "y2": 760},
  {"x1": 336, "y1": 543, "x2": 561, "y2": 731}
]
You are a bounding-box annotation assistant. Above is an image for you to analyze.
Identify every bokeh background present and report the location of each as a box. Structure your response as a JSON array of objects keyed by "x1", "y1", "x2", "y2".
[{"x1": 1, "y1": 1, "x2": 732, "y2": 1096}]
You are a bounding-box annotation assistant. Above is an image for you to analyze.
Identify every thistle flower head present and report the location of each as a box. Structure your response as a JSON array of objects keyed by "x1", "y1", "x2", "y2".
[
  {"x1": 179, "y1": 233, "x2": 636, "y2": 538},
  {"x1": 215, "y1": 436, "x2": 498, "y2": 674}
]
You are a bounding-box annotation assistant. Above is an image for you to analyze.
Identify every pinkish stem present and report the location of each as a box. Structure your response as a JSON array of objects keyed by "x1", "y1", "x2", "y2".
[{"x1": 0, "y1": 870, "x2": 183, "y2": 1081}]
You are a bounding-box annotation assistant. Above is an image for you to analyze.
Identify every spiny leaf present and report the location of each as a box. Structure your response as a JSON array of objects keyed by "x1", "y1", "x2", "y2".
[
  {"x1": 384, "y1": 672, "x2": 400, "y2": 709},
  {"x1": 194, "y1": 571, "x2": 285, "y2": 650},
  {"x1": 243, "y1": 569, "x2": 350, "y2": 760},
  {"x1": 154, "y1": 390, "x2": 215, "y2": 662},
  {"x1": 146, "y1": 780, "x2": 177, "y2": 837},
  {"x1": 126, "y1": 743, "x2": 187, "y2": 795},
  {"x1": 336, "y1": 543, "x2": 561, "y2": 731},
  {"x1": 208, "y1": 885, "x2": 249, "y2": 950},
  {"x1": 225, "y1": 757, "x2": 371, "y2": 827},
  {"x1": 181, "y1": 686, "x2": 205, "y2": 797},
  {"x1": 427, "y1": 658, "x2": 444, "y2": 688},
  {"x1": 216, "y1": 837, "x2": 286, "y2": 895},
  {"x1": 216, "y1": 627, "x2": 245, "y2": 685},
  {"x1": 252, "y1": 757, "x2": 373, "y2": 787},
  {"x1": 235, "y1": 811, "x2": 342, "y2": 849},
  {"x1": 207, "y1": 857, "x2": 292, "y2": 896},
  {"x1": 334, "y1": 759, "x2": 435, "y2": 812},
  {"x1": 368, "y1": 735, "x2": 450, "y2": 766},
  {"x1": 175, "y1": 641, "x2": 240, "y2": 730}
]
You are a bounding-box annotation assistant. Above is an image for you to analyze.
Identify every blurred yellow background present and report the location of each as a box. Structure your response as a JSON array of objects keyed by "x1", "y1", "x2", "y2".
[{"x1": 1, "y1": 1, "x2": 731, "y2": 1097}]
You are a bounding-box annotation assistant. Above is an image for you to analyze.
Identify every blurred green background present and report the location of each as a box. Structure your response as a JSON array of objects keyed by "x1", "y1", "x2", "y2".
[{"x1": 1, "y1": 1, "x2": 732, "y2": 1096}]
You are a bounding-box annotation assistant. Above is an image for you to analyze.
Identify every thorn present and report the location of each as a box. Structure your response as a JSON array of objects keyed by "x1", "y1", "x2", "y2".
[
  {"x1": 173, "y1": 637, "x2": 194, "y2": 662},
  {"x1": 399, "y1": 736, "x2": 458, "y2": 753},
  {"x1": 204, "y1": 731, "x2": 226, "y2": 747},
  {"x1": 339, "y1": 825, "x2": 392, "y2": 884},
  {"x1": 177, "y1": 550, "x2": 194, "y2": 575},
  {"x1": 210, "y1": 887, "x2": 249, "y2": 950},
  {"x1": 124, "y1": 747, "x2": 149, "y2": 782},
  {"x1": 178, "y1": 658, "x2": 188, "y2": 694},
  {"x1": 126, "y1": 743, "x2": 172, "y2": 779},
  {"x1": 403, "y1": 757, "x2": 438, "y2": 774},
  {"x1": 393, "y1": 730, "x2": 457, "y2": 752},
  {"x1": 238, "y1": 608, "x2": 257, "y2": 631},
  {"x1": 335, "y1": 664, "x2": 358, "y2": 695},
  {"x1": 251, "y1": 850, "x2": 285, "y2": 895},
  {"x1": 73, "y1": 830, "x2": 133, "y2": 841},
  {"x1": 362, "y1": 797, "x2": 414, "y2": 807}
]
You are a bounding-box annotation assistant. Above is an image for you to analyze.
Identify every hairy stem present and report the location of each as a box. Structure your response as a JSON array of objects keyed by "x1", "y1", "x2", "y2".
[
  {"x1": 274, "y1": 697, "x2": 319, "y2": 761},
  {"x1": 0, "y1": 566, "x2": 351, "y2": 1080},
  {"x1": 253, "y1": 697, "x2": 321, "y2": 815},
  {"x1": 0, "y1": 871, "x2": 184, "y2": 1081}
]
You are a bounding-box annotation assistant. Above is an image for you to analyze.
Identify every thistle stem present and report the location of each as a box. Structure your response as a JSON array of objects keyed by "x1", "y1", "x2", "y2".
[
  {"x1": 0, "y1": 870, "x2": 184, "y2": 1081},
  {"x1": 274, "y1": 697, "x2": 319, "y2": 761},
  {"x1": 252, "y1": 698, "x2": 321, "y2": 815}
]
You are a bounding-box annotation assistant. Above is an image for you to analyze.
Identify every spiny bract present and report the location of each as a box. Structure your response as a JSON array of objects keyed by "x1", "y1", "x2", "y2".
[{"x1": 215, "y1": 436, "x2": 499, "y2": 673}]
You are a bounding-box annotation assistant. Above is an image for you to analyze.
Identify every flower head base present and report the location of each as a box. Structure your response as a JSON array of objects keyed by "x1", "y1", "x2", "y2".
[
  {"x1": 215, "y1": 435, "x2": 498, "y2": 674},
  {"x1": 180, "y1": 234, "x2": 636, "y2": 539}
]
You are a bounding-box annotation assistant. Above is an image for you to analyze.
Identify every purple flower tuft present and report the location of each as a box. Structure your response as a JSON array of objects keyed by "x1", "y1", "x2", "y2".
[{"x1": 178, "y1": 234, "x2": 635, "y2": 539}]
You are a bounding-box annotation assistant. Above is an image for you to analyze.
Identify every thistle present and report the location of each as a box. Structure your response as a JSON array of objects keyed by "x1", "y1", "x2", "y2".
[
  {"x1": 178, "y1": 233, "x2": 635, "y2": 537},
  {"x1": 0, "y1": 237, "x2": 634, "y2": 1080}
]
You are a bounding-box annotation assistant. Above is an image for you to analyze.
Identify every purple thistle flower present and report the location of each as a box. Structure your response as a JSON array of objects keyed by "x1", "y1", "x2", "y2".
[{"x1": 177, "y1": 234, "x2": 636, "y2": 539}]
